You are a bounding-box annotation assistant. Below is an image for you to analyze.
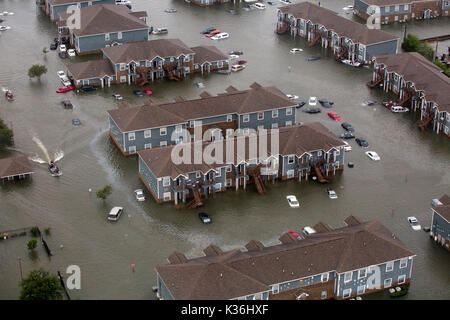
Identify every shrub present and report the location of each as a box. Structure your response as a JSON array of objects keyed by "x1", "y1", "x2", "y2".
[
  {"x1": 27, "y1": 239, "x2": 37, "y2": 250},
  {"x1": 30, "y1": 227, "x2": 40, "y2": 238}
]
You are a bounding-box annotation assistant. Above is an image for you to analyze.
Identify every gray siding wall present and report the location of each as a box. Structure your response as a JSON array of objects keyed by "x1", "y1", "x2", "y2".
[
  {"x1": 354, "y1": 0, "x2": 369, "y2": 13},
  {"x1": 366, "y1": 39, "x2": 398, "y2": 59},
  {"x1": 157, "y1": 274, "x2": 174, "y2": 300},
  {"x1": 124, "y1": 124, "x2": 185, "y2": 153},
  {"x1": 431, "y1": 210, "x2": 450, "y2": 240},
  {"x1": 239, "y1": 107, "x2": 296, "y2": 130},
  {"x1": 379, "y1": 4, "x2": 410, "y2": 16},
  {"x1": 139, "y1": 156, "x2": 158, "y2": 196},
  {"x1": 78, "y1": 28, "x2": 149, "y2": 53},
  {"x1": 337, "y1": 258, "x2": 413, "y2": 298},
  {"x1": 51, "y1": 0, "x2": 115, "y2": 20},
  {"x1": 109, "y1": 117, "x2": 124, "y2": 148}
]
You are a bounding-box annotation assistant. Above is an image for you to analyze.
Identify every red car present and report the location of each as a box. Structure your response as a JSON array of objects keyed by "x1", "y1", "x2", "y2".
[
  {"x1": 205, "y1": 30, "x2": 221, "y2": 37},
  {"x1": 328, "y1": 111, "x2": 342, "y2": 121},
  {"x1": 143, "y1": 89, "x2": 153, "y2": 96},
  {"x1": 56, "y1": 85, "x2": 74, "y2": 93},
  {"x1": 288, "y1": 231, "x2": 300, "y2": 238}
]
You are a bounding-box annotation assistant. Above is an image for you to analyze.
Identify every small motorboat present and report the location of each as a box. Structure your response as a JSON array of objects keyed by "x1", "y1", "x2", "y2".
[
  {"x1": 5, "y1": 90, "x2": 14, "y2": 101},
  {"x1": 49, "y1": 161, "x2": 62, "y2": 177}
]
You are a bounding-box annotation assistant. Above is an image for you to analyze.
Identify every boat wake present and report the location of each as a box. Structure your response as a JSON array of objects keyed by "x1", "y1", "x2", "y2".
[{"x1": 30, "y1": 136, "x2": 64, "y2": 164}]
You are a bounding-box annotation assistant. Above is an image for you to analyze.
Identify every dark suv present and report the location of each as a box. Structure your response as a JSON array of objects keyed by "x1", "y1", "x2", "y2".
[{"x1": 80, "y1": 85, "x2": 97, "y2": 92}]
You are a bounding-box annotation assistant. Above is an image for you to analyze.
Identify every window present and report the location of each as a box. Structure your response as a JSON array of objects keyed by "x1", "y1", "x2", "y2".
[
  {"x1": 384, "y1": 278, "x2": 392, "y2": 288},
  {"x1": 120, "y1": 75, "x2": 127, "y2": 83},
  {"x1": 287, "y1": 170, "x2": 294, "y2": 179},
  {"x1": 357, "y1": 285, "x2": 365, "y2": 295},
  {"x1": 226, "y1": 179, "x2": 232, "y2": 187},
  {"x1": 317, "y1": 151, "x2": 322, "y2": 157},
  {"x1": 128, "y1": 132, "x2": 135, "y2": 141},
  {"x1": 272, "y1": 123, "x2": 278, "y2": 129},
  {"x1": 118, "y1": 32, "x2": 122, "y2": 40},
  {"x1": 386, "y1": 261, "x2": 394, "y2": 272},
  {"x1": 286, "y1": 121, "x2": 293, "y2": 126},
  {"x1": 288, "y1": 155, "x2": 295, "y2": 164},
  {"x1": 321, "y1": 291, "x2": 327, "y2": 299},
  {"x1": 399, "y1": 258, "x2": 407, "y2": 269},
  {"x1": 226, "y1": 165, "x2": 232, "y2": 172},
  {"x1": 160, "y1": 128, "x2": 167, "y2": 136},
  {"x1": 129, "y1": 146, "x2": 136, "y2": 154},
  {"x1": 214, "y1": 183, "x2": 222, "y2": 191},
  {"x1": 170, "y1": 57, "x2": 174, "y2": 62},
  {"x1": 160, "y1": 141, "x2": 167, "y2": 147},
  {"x1": 184, "y1": 56, "x2": 189, "y2": 62},
  {"x1": 175, "y1": 125, "x2": 182, "y2": 133},
  {"x1": 272, "y1": 285, "x2": 279, "y2": 294},
  {"x1": 144, "y1": 130, "x2": 151, "y2": 138},
  {"x1": 196, "y1": 172, "x2": 201, "y2": 178},
  {"x1": 343, "y1": 288, "x2": 352, "y2": 299},
  {"x1": 272, "y1": 110, "x2": 278, "y2": 118},
  {"x1": 105, "y1": 33, "x2": 110, "y2": 41},
  {"x1": 163, "y1": 192, "x2": 171, "y2": 201},
  {"x1": 162, "y1": 177, "x2": 171, "y2": 187},
  {"x1": 243, "y1": 114, "x2": 250, "y2": 123},
  {"x1": 404, "y1": 4, "x2": 409, "y2": 10},
  {"x1": 385, "y1": 5, "x2": 390, "y2": 12},
  {"x1": 358, "y1": 268, "x2": 367, "y2": 279},
  {"x1": 395, "y1": 5, "x2": 399, "y2": 11},
  {"x1": 215, "y1": 170, "x2": 221, "y2": 177},
  {"x1": 344, "y1": 271, "x2": 352, "y2": 283},
  {"x1": 398, "y1": 275, "x2": 406, "y2": 284},
  {"x1": 218, "y1": 61, "x2": 223, "y2": 68},
  {"x1": 144, "y1": 143, "x2": 151, "y2": 149},
  {"x1": 286, "y1": 107, "x2": 293, "y2": 116},
  {"x1": 120, "y1": 64, "x2": 126, "y2": 71},
  {"x1": 227, "y1": 115, "x2": 233, "y2": 122},
  {"x1": 257, "y1": 112, "x2": 264, "y2": 120},
  {"x1": 321, "y1": 273, "x2": 329, "y2": 282}
]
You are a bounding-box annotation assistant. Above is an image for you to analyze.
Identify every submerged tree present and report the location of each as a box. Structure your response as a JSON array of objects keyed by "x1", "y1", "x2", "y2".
[
  {"x1": 0, "y1": 118, "x2": 14, "y2": 150},
  {"x1": 28, "y1": 64, "x2": 48, "y2": 80},
  {"x1": 27, "y1": 239, "x2": 37, "y2": 251},
  {"x1": 42, "y1": 47, "x2": 48, "y2": 54},
  {"x1": 96, "y1": 185, "x2": 113, "y2": 201},
  {"x1": 19, "y1": 269, "x2": 63, "y2": 300}
]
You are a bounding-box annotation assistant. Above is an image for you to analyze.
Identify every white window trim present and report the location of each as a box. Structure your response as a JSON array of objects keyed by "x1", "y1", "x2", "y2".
[
  {"x1": 384, "y1": 278, "x2": 392, "y2": 288},
  {"x1": 144, "y1": 143, "x2": 152, "y2": 149},
  {"x1": 358, "y1": 268, "x2": 367, "y2": 279},
  {"x1": 129, "y1": 146, "x2": 136, "y2": 154},
  {"x1": 163, "y1": 192, "x2": 171, "y2": 201},
  {"x1": 286, "y1": 107, "x2": 293, "y2": 116},
  {"x1": 344, "y1": 271, "x2": 352, "y2": 283},
  {"x1": 128, "y1": 132, "x2": 135, "y2": 141},
  {"x1": 398, "y1": 275, "x2": 406, "y2": 284},
  {"x1": 160, "y1": 128, "x2": 167, "y2": 136},
  {"x1": 386, "y1": 261, "x2": 394, "y2": 272},
  {"x1": 357, "y1": 285, "x2": 365, "y2": 295},
  {"x1": 227, "y1": 115, "x2": 233, "y2": 122},
  {"x1": 118, "y1": 32, "x2": 122, "y2": 40},
  {"x1": 196, "y1": 172, "x2": 201, "y2": 178},
  {"x1": 399, "y1": 258, "x2": 407, "y2": 269},
  {"x1": 321, "y1": 273, "x2": 329, "y2": 282},
  {"x1": 144, "y1": 130, "x2": 151, "y2": 138},
  {"x1": 272, "y1": 110, "x2": 278, "y2": 118},
  {"x1": 288, "y1": 155, "x2": 295, "y2": 164},
  {"x1": 162, "y1": 177, "x2": 171, "y2": 187},
  {"x1": 243, "y1": 114, "x2": 250, "y2": 123},
  {"x1": 257, "y1": 112, "x2": 264, "y2": 120},
  {"x1": 271, "y1": 123, "x2": 278, "y2": 129},
  {"x1": 286, "y1": 121, "x2": 293, "y2": 126},
  {"x1": 105, "y1": 33, "x2": 110, "y2": 41},
  {"x1": 160, "y1": 141, "x2": 167, "y2": 147},
  {"x1": 343, "y1": 288, "x2": 352, "y2": 298}
]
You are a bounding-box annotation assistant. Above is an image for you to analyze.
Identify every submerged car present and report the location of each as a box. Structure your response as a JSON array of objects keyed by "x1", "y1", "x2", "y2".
[
  {"x1": 67, "y1": 49, "x2": 76, "y2": 57},
  {"x1": 211, "y1": 32, "x2": 229, "y2": 40},
  {"x1": 56, "y1": 85, "x2": 74, "y2": 93},
  {"x1": 318, "y1": 99, "x2": 333, "y2": 108},
  {"x1": 80, "y1": 85, "x2": 97, "y2": 92},
  {"x1": 134, "y1": 189, "x2": 146, "y2": 202},
  {"x1": 309, "y1": 96, "x2": 318, "y2": 106},
  {"x1": 143, "y1": 89, "x2": 153, "y2": 96},
  {"x1": 201, "y1": 27, "x2": 216, "y2": 34},
  {"x1": 339, "y1": 132, "x2": 355, "y2": 139},
  {"x1": 326, "y1": 188, "x2": 338, "y2": 199},
  {"x1": 112, "y1": 94, "x2": 123, "y2": 100},
  {"x1": 133, "y1": 90, "x2": 144, "y2": 96},
  {"x1": 286, "y1": 195, "x2": 300, "y2": 208},
  {"x1": 296, "y1": 101, "x2": 306, "y2": 108},
  {"x1": 107, "y1": 207, "x2": 124, "y2": 222},
  {"x1": 286, "y1": 94, "x2": 299, "y2": 100},
  {"x1": 303, "y1": 107, "x2": 321, "y2": 114},
  {"x1": 341, "y1": 122, "x2": 355, "y2": 132},
  {"x1": 355, "y1": 138, "x2": 369, "y2": 148},
  {"x1": 342, "y1": 140, "x2": 352, "y2": 152},
  {"x1": 328, "y1": 111, "x2": 342, "y2": 121},
  {"x1": 290, "y1": 48, "x2": 303, "y2": 53},
  {"x1": 365, "y1": 151, "x2": 380, "y2": 161},
  {"x1": 199, "y1": 212, "x2": 211, "y2": 224},
  {"x1": 407, "y1": 216, "x2": 421, "y2": 231},
  {"x1": 229, "y1": 50, "x2": 243, "y2": 55}
]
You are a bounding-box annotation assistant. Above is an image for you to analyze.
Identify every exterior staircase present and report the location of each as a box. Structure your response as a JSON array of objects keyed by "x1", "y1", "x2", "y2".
[
  {"x1": 276, "y1": 23, "x2": 289, "y2": 34},
  {"x1": 367, "y1": 76, "x2": 383, "y2": 88},
  {"x1": 186, "y1": 184, "x2": 203, "y2": 209},
  {"x1": 307, "y1": 32, "x2": 321, "y2": 48},
  {"x1": 247, "y1": 166, "x2": 266, "y2": 195},
  {"x1": 417, "y1": 113, "x2": 434, "y2": 131},
  {"x1": 136, "y1": 68, "x2": 149, "y2": 86},
  {"x1": 311, "y1": 160, "x2": 330, "y2": 184},
  {"x1": 163, "y1": 62, "x2": 182, "y2": 82}
]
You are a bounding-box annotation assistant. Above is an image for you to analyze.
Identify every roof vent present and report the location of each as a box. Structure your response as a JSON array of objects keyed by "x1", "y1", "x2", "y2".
[{"x1": 220, "y1": 273, "x2": 223, "y2": 278}]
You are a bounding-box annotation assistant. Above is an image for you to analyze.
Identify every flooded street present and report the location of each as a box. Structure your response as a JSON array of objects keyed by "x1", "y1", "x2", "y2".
[{"x1": 0, "y1": 0, "x2": 449, "y2": 299}]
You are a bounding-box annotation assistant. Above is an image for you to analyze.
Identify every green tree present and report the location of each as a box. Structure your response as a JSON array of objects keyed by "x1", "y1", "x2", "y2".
[
  {"x1": 402, "y1": 34, "x2": 421, "y2": 52},
  {"x1": 28, "y1": 64, "x2": 48, "y2": 80},
  {"x1": 417, "y1": 43, "x2": 435, "y2": 61},
  {"x1": 42, "y1": 47, "x2": 48, "y2": 54},
  {"x1": 27, "y1": 239, "x2": 37, "y2": 251},
  {"x1": 19, "y1": 269, "x2": 63, "y2": 300},
  {"x1": 96, "y1": 185, "x2": 113, "y2": 201},
  {"x1": 0, "y1": 118, "x2": 14, "y2": 150}
]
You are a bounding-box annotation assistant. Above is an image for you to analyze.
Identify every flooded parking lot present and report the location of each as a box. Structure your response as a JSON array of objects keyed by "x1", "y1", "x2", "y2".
[{"x1": 0, "y1": 0, "x2": 449, "y2": 299}]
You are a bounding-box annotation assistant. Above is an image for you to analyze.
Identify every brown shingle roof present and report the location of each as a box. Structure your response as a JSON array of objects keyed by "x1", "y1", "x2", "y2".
[
  {"x1": 439, "y1": 194, "x2": 450, "y2": 205},
  {"x1": 361, "y1": 0, "x2": 433, "y2": 5},
  {"x1": 0, "y1": 156, "x2": 34, "y2": 178},
  {"x1": 69, "y1": 4, "x2": 148, "y2": 37},
  {"x1": 279, "y1": 2, "x2": 399, "y2": 45},
  {"x1": 374, "y1": 52, "x2": 450, "y2": 112},
  {"x1": 67, "y1": 59, "x2": 115, "y2": 80},
  {"x1": 191, "y1": 46, "x2": 229, "y2": 65},
  {"x1": 102, "y1": 39, "x2": 195, "y2": 64},
  {"x1": 138, "y1": 123, "x2": 345, "y2": 179},
  {"x1": 108, "y1": 83, "x2": 296, "y2": 132},
  {"x1": 155, "y1": 218, "x2": 414, "y2": 300},
  {"x1": 434, "y1": 205, "x2": 450, "y2": 222}
]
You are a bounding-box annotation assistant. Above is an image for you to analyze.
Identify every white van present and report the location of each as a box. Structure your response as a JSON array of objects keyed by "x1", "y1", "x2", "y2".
[
  {"x1": 302, "y1": 226, "x2": 316, "y2": 236},
  {"x1": 107, "y1": 207, "x2": 123, "y2": 221}
]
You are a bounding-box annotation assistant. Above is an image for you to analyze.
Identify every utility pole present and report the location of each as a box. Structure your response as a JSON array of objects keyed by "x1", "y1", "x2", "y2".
[
  {"x1": 435, "y1": 41, "x2": 439, "y2": 61},
  {"x1": 18, "y1": 257, "x2": 23, "y2": 281}
]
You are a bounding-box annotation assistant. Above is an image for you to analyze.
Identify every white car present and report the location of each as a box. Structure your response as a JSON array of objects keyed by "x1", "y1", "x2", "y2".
[
  {"x1": 107, "y1": 207, "x2": 124, "y2": 221},
  {"x1": 309, "y1": 96, "x2": 317, "y2": 106},
  {"x1": 286, "y1": 195, "x2": 300, "y2": 208},
  {"x1": 229, "y1": 54, "x2": 240, "y2": 59},
  {"x1": 302, "y1": 226, "x2": 316, "y2": 236},
  {"x1": 0, "y1": 26, "x2": 11, "y2": 31},
  {"x1": 62, "y1": 80, "x2": 72, "y2": 87},
  {"x1": 134, "y1": 189, "x2": 145, "y2": 202},
  {"x1": 365, "y1": 151, "x2": 380, "y2": 161},
  {"x1": 327, "y1": 189, "x2": 338, "y2": 199},
  {"x1": 286, "y1": 94, "x2": 299, "y2": 100},
  {"x1": 290, "y1": 48, "x2": 303, "y2": 53},
  {"x1": 211, "y1": 32, "x2": 229, "y2": 40},
  {"x1": 254, "y1": 2, "x2": 266, "y2": 9},
  {"x1": 342, "y1": 140, "x2": 352, "y2": 152},
  {"x1": 407, "y1": 216, "x2": 421, "y2": 231},
  {"x1": 57, "y1": 71, "x2": 66, "y2": 79},
  {"x1": 67, "y1": 49, "x2": 76, "y2": 57},
  {"x1": 112, "y1": 94, "x2": 123, "y2": 100},
  {"x1": 59, "y1": 44, "x2": 67, "y2": 52}
]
